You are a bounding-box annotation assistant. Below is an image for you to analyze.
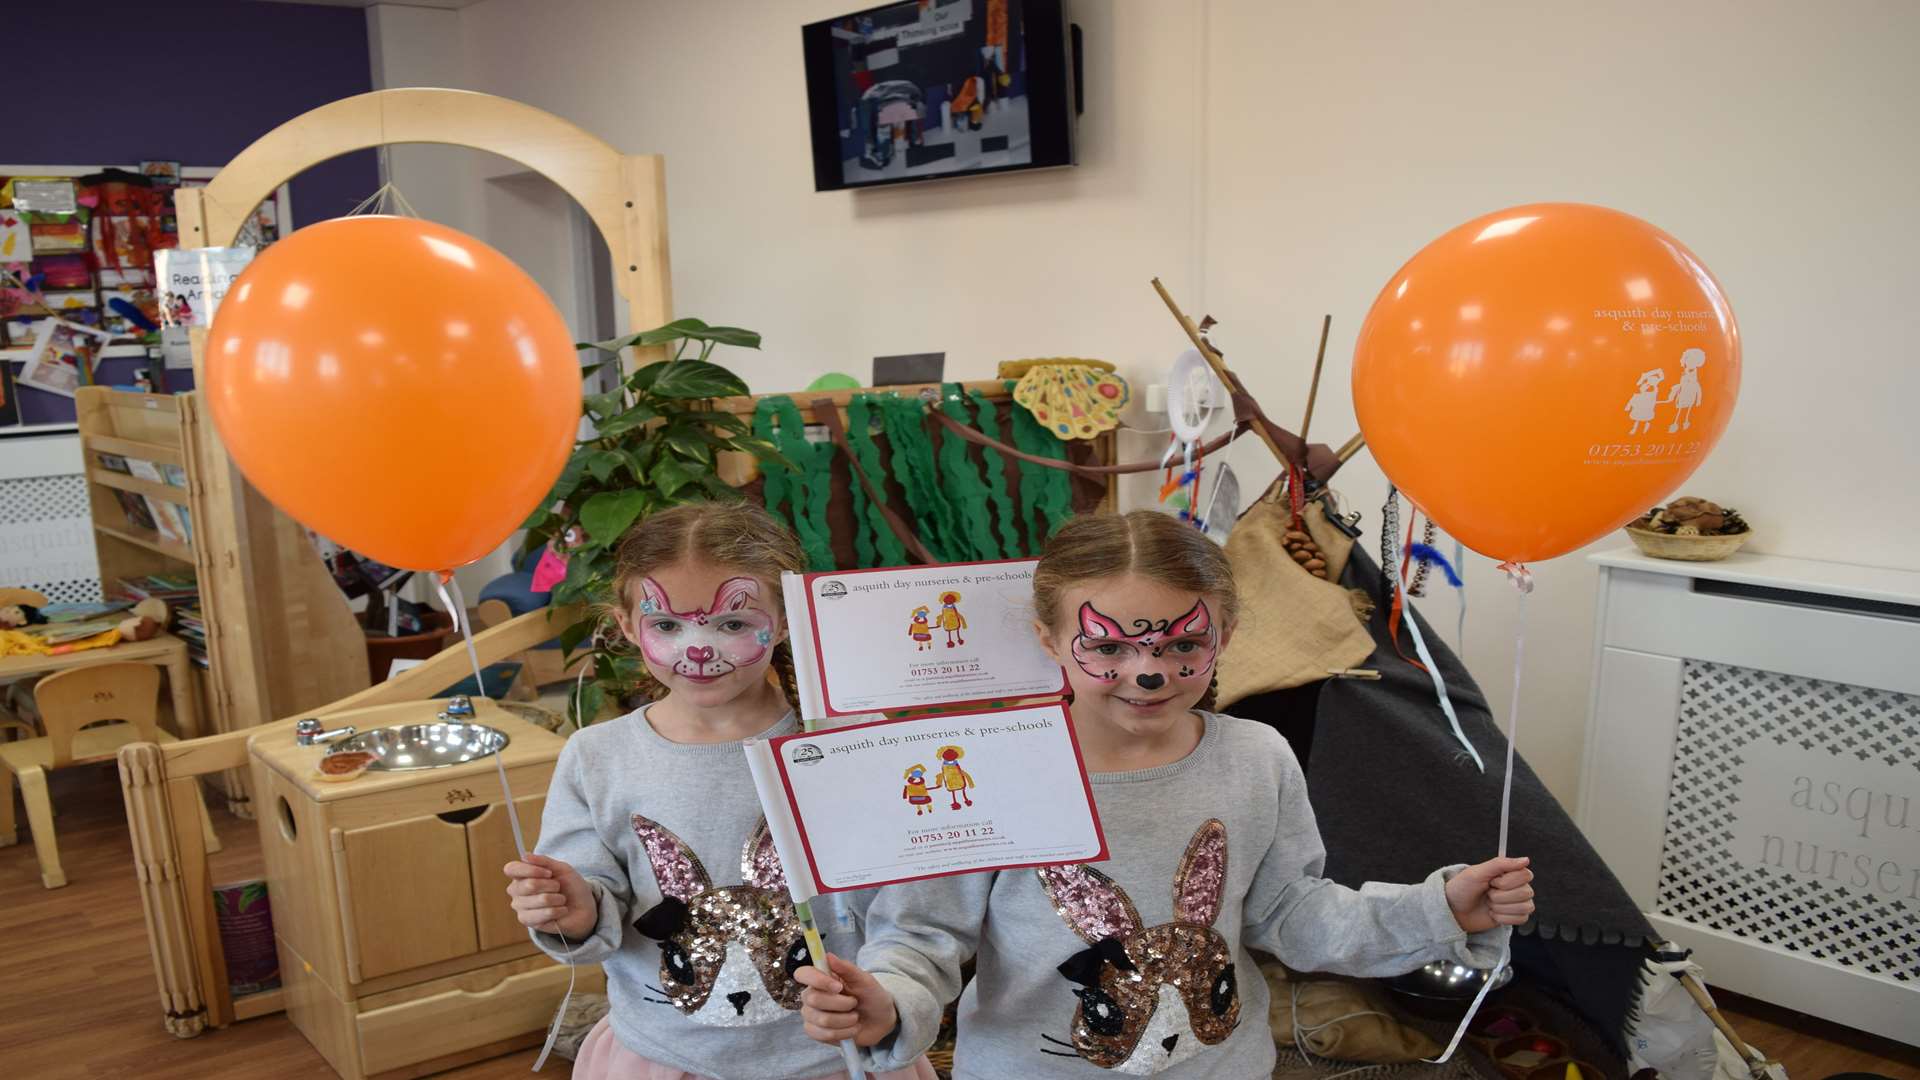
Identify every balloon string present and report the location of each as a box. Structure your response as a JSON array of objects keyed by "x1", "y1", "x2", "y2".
[
  {"x1": 1454, "y1": 538, "x2": 1468, "y2": 650},
  {"x1": 1498, "y1": 578, "x2": 1527, "y2": 859},
  {"x1": 432, "y1": 571, "x2": 577, "y2": 1071},
  {"x1": 347, "y1": 180, "x2": 423, "y2": 219},
  {"x1": 1394, "y1": 544, "x2": 1483, "y2": 773},
  {"x1": 1423, "y1": 569, "x2": 1529, "y2": 1063}
]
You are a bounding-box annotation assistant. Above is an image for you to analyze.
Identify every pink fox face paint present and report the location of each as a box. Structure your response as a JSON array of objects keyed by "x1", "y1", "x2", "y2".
[
  {"x1": 1069, "y1": 599, "x2": 1218, "y2": 689},
  {"x1": 636, "y1": 576, "x2": 776, "y2": 683}
]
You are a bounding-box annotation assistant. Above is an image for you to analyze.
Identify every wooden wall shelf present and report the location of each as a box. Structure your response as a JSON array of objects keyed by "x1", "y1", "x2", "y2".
[{"x1": 78, "y1": 388, "x2": 369, "y2": 813}]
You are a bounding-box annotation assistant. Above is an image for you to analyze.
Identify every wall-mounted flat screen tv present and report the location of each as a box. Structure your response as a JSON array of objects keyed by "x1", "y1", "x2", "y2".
[{"x1": 802, "y1": 0, "x2": 1077, "y2": 192}]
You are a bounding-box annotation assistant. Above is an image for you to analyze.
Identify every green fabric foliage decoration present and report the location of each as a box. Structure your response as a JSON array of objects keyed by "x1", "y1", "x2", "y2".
[
  {"x1": 878, "y1": 394, "x2": 959, "y2": 562},
  {"x1": 846, "y1": 395, "x2": 909, "y2": 567},
  {"x1": 966, "y1": 388, "x2": 1025, "y2": 557},
  {"x1": 841, "y1": 406, "x2": 878, "y2": 569},
  {"x1": 936, "y1": 384, "x2": 1005, "y2": 561},
  {"x1": 1009, "y1": 384, "x2": 1075, "y2": 541},
  {"x1": 754, "y1": 396, "x2": 837, "y2": 570}
]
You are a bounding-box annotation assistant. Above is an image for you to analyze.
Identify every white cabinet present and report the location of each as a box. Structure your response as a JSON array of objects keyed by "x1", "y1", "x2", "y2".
[{"x1": 1579, "y1": 548, "x2": 1920, "y2": 1043}]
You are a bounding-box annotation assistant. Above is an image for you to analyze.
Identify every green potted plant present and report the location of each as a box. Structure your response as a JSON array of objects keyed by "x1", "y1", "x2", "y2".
[{"x1": 522, "y1": 318, "x2": 784, "y2": 723}]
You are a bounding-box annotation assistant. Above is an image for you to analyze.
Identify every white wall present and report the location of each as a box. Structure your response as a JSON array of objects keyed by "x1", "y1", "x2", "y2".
[
  {"x1": 378, "y1": 0, "x2": 1920, "y2": 806},
  {"x1": 1198, "y1": 0, "x2": 1920, "y2": 808},
  {"x1": 368, "y1": 2, "x2": 606, "y2": 600}
]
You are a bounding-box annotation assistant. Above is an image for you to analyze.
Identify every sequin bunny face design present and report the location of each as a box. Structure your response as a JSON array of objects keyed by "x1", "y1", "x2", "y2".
[
  {"x1": 635, "y1": 576, "x2": 776, "y2": 684},
  {"x1": 1068, "y1": 600, "x2": 1218, "y2": 692},
  {"x1": 1037, "y1": 820, "x2": 1239, "y2": 1074},
  {"x1": 630, "y1": 815, "x2": 810, "y2": 1027}
]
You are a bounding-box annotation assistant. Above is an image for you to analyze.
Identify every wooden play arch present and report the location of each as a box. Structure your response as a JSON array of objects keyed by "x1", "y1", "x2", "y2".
[{"x1": 117, "y1": 87, "x2": 663, "y2": 1042}]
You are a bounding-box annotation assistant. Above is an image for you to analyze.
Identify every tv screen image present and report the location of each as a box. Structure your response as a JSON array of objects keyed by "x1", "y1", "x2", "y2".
[{"x1": 803, "y1": 0, "x2": 1073, "y2": 191}]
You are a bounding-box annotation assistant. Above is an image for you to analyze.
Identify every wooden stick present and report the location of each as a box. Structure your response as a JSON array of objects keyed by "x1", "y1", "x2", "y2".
[
  {"x1": 1150, "y1": 278, "x2": 1293, "y2": 470},
  {"x1": 1674, "y1": 970, "x2": 1772, "y2": 1078},
  {"x1": 1299, "y1": 314, "x2": 1332, "y2": 444},
  {"x1": 1335, "y1": 432, "x2": 1367, "y2": 463}
]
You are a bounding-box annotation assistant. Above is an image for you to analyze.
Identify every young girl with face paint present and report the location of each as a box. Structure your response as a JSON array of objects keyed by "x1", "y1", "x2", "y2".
[
  {"x1": 797, "y1": 511, "x2": 1536, "y2": 1079},
  {"x1": 502, "y1": 502, "x2": 935, "y2": 1080}
]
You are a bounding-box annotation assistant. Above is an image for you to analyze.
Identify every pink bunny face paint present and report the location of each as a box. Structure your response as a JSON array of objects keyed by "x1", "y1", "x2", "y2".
[
  {"x1": 636, "y1": 576, "x2": 776, "y2": 683},
  {"x1": 1069, "y1": 599, "x2": 1218, "y2": 691}
]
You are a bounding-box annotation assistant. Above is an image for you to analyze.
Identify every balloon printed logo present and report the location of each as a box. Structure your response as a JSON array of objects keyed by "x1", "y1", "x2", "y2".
[{"x1": 1353, "y1": 203, "x2": 1741, "y2": 564}]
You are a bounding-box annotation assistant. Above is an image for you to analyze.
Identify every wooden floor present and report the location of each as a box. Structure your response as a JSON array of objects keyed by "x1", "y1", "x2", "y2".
[
  {"x1": 4, "y1": 764, "x2": 1915, "y2": 1079},
  {"x1": 1, "y1": 763, "x2": 561, "y2": 1080},
  {"x1": 1716, "y1": 991, "x2": 1920, "y2": 1080}
]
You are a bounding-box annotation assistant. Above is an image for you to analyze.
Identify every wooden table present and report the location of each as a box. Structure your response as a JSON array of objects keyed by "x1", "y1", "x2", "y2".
[{"x1": 0, "y1": 632, "x2": 200, "y2": 740}]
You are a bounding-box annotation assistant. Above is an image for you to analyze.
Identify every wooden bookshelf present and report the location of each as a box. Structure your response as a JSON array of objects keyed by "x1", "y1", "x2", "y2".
[{"x1": 76, "y1": 388, "x2": 369, "y2": 814}]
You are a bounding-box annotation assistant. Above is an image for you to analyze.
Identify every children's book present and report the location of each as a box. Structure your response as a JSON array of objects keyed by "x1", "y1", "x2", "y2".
[
  {"x1": 746, "y1": 560, "x2": 1104, "y2": 901},
  {"x1": 0, "y1": 360, "x2": 17, "y2": 428},
  {"x1": 113, "y1": 489, "x2": 158, "y2": 533},
  {"x1": 154, "y1": 246, "x2": 254, "y2": 328},
  {"x1": 32, "y1": 618, "x2": 121, "y2": 645},
  {"x1": 152, "y1": 499, "x2": 190, "y2": 545},
  {"x1": 38, "y1": 600, "x2": 133, "y2": 623}
]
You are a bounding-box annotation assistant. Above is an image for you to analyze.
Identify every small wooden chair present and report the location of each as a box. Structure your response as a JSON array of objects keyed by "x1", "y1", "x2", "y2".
[
  {"x1": 474, "y1": 598, "x2": 588, "y2": 700},
  {"x1": 1, "y1": 661, "x2": 216, "y2": 888},
  {"x1": 0, "y1": 587, "x2": 50, "y2": 742}
]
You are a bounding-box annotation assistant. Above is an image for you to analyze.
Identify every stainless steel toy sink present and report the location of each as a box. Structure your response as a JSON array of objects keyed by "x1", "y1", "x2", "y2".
[{"x1": 324, "y1": 722, "x2": 509, "y2": 771}]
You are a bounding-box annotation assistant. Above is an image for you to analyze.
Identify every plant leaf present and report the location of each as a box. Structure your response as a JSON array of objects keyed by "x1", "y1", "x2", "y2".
[
  {"x1": 651, "y1": 457, "x2": 700, "y2": 498},
  {"x1": 699, "y1": 411, "x2": 750, "y2": 434},
  {"x1": 595, "y1": 401, "x2": 659, "y2": 438},
  {"x1": 623, "y1": 443, "x2": 658, "y2": 479},
  {"x1": 573, "y1": 681, "x2": 606, "y2": 726},
  {"x1": 729, "y1": 435, "x2": 783, "y2": 460},
  {"x1": 651, "y1": 359, "x2": 750, "y2": 400},
  {"x1": 583, "y1": 449, "x2": 625, "y2": 483},
  {"x1": 558, "y1": 617, "x2": 595, "y2": 658},
  {"x1": 696, "y1": 473, "x2": 743, "y2": 500},
  {"x1": 688, "y1": 325, "x2": 761, "y2": 348},
  {"x1": 627, "y1": 359, "x2": 671, "y2": 393},
  {"x1": 584, "y1": 390, "x2": 625, "y2": 422},
  {"x1": 579, "y1": 490, "x2": 649, "y2": 547},
  {"x1": 587, "y1": 318, "x2": 709, "y2": 355},
  {"x1": 727, "y1": 436, "x2": 796, "y2": 472},
  {"x1": 666, "y1": 431, "x2": 713, "y2": 465},
  {"x1": 548, "y1": 454, "x2": 589, "y2": 503}
]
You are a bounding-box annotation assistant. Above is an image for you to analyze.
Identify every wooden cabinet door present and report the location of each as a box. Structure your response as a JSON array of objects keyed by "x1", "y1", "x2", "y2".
[
  {"x1": 465, "y1": 795, "x2": 547, "y2": 952},
  {"x1": 333, "y1": 815, "x2": 478, "y2": 982}
]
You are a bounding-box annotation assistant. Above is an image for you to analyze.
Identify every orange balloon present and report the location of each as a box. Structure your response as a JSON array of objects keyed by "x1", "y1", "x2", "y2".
[
  {"x1": 1352, "y1": 204, "x2": 1740, "y2": 563},
  {"x1": 206, "y1": 216, "x2": 580, "y2": 571}
]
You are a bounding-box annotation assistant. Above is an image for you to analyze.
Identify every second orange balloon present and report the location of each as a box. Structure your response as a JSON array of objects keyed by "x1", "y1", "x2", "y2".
[{"x1": 1351, "y1": 203, "x2": 1741, "y2": 564}]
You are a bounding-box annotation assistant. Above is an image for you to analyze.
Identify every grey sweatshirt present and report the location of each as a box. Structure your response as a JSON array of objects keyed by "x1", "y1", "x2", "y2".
[
  {"x1": 530, "y1": 705, "x2": 869, "y2": 1080},
  {"x1": 859, "y1": 712, "x2": 1504, "y2": 1078}
]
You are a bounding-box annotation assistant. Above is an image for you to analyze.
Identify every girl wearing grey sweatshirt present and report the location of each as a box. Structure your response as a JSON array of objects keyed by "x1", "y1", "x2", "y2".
[
  {"x1": 797, "y1": 512, "x2": 1534, "y2": 1078},
  {"x1": 503, "y1": 504, "x2": 935, "y2": 1080}
]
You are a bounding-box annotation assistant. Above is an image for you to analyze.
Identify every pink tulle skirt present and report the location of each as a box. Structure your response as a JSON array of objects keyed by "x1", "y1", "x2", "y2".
[{"x1": 569, "y1": 1016, "x2": 939, "y2": 1080}]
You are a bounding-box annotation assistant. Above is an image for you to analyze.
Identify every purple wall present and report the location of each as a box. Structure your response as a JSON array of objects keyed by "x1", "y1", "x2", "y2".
[
  {"x1": 9, "y1": 0, "x2": 378, "y2": 424},
  {"x1": 12, "y1": 0, "x2": 379, "y2": 221}
]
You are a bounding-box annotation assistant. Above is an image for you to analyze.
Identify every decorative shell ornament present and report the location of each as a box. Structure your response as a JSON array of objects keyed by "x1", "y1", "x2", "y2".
[{"x1": 1006, "y1": 357, "x2": 1131, "y2": 440}]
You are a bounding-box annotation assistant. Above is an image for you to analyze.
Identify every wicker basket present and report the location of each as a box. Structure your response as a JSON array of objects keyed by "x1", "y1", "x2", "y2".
[{"x1": 1624, "y1": 525, "x2": 1752, "y2": 562}]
